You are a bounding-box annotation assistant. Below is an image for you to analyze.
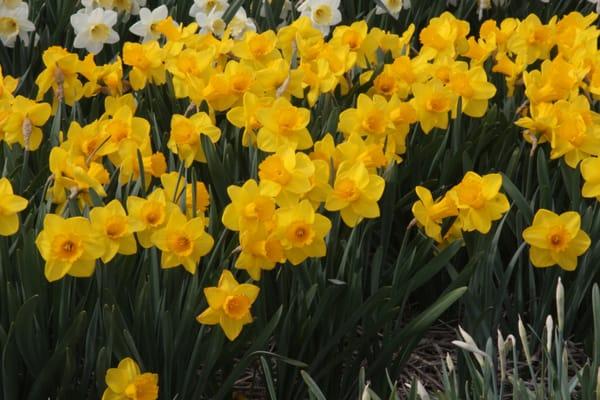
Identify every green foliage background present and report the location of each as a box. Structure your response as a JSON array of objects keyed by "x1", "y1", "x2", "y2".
[{"x1": 1, "y1": 0, "x2": 600, "y2": 399}]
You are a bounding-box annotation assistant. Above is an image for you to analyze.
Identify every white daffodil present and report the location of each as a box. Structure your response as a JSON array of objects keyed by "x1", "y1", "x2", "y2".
[
  {"x1": 0, "y1": 2, "x2": 34, "y2": 47},
  {"x1": 71, "y1": 8, "x2": 119, "y2": 54},
  {"x1": 228, "y1": 7, "x2": 256, "y2": 39},
  {"x1": 299, "y1": 0, "x2": 342, "y2": 36},
  {"x1": 375, "y1": 0, "x2": 404, "y2": 18},
  {"x1": 588, "y1": 0, "x2": 600, "y2": 13},
  {"x1": 195, "y1": 8, "x2": 226, "y2": 37},
  {"x1": 129, "y1": 5, "x2": 169, "y2": 42},
  {"x1": 189, "y1": 0, "x2": 229, "y2": 18}
]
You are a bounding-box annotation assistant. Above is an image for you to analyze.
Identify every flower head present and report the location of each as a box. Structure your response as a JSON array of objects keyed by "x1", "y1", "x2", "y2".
[
  {"x1": 196, "y1": 269, "x2": 259, "y2": 341},
  {"x1": 102, "y1": 357, "x2": 158, "y2": 400},
  {"x1": 523, "y1": 209, "x2": 591, "y2": 271},
  {"x1": 71, "y1": 8, "x2": 119, "y2": 55},
  {"x1": 35, "y1": 214, "x2": 105, "y2": 282},
  {"x1": 151, "y1": 208, "x2": 214, "y2": 274}
]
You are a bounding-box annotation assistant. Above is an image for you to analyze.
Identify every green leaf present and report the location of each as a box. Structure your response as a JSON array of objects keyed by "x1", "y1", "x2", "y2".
[{"x1": 301, "y1": 370, "x2": 327, "y2": 400}]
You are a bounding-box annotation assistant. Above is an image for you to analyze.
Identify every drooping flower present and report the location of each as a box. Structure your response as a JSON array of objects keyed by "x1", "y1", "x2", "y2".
[
  {"x1": 411, "y1": 186, "x2": 459, "y2": 242},
  {"x1": 102, "y1": 357, "x2": 158, "y2": 400},
  {"x1": 71, "y1": 8, "x2": 119, "y2": 55},
  {"x1": 523, "y1": 209, "x2": 591, "y2": 271}
]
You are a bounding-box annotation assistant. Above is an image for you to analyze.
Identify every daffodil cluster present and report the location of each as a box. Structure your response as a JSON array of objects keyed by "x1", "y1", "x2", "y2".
[
  {"x1": 4, "y1": 1, "x2": 598, "y2": 347},
  {"x1": 412, "y1": 172, "x2": 510, "y2": 244}
]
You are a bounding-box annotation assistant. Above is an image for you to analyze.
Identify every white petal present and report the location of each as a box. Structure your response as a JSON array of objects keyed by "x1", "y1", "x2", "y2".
[
  {"x1": 154, "y1": 4, "x2": 168, "y2": 20},
  {"x1": 106, "y1": 29, "x2": 120, "y2": 44},
  {"x1": 138, "y1": 7, "x2": 152, "y2": 21},
  {"x1": 129, "y1": 21, "x2": 148, "y2": 36},
  {"x1": 103, "y1": 9, "x2": 118, "y2": 27}
]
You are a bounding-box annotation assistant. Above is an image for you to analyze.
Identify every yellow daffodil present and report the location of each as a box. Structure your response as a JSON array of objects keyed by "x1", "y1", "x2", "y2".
[
  {"x1": 447, "y1": 172, "x2": 509, "y2": 234},
  {"x1": 410, "y1": 80, "x2": 457, "y2": 134},
  {"x1": 523, "y1": 209, "x2": 591, "y2": 271},
  {"x1": 325, "y1": 161, "x2": 385, "y2": 227},
  {"x1": 35, "y1": 46, "x2": 83, "y2": 106},
  {"x1": 102, "y1": 357, "x2": 158, "y2": 400},
  {"x1": 412, "y1": 186, "x2": 459, "y2": 242},
  {"x1": 236, "y1": 225, "x2": 284, "y2": 280},
  {"x1": 274, "y1": 200, "x2": 331, "y2": 265},
  {"x1": 226, "y1": 92, "x2": 274, "y2": 146},
  {"x1": 35, "y1": 214, "x2": 105, "y2": 282},
  {"x1": 122, "y1": 41, "x2": 166, "y2": 90},
  {"x1": 151, "y1": 208, "x2": 213, "y2": 274},
  {"x1": 222, "y1": 179, "x2": 276, "y2": 232},
  {"x1": 255, "y1": 97, "x2": 312, "y2": 152},
  {"x1": 3, "y1": 96, "x2": 51, "y2": 151},
  {"x1": 127, "y1": 189, "x2": 175, "y2": 248},
  {"x1": 196, "y1": 269, "x2": 259, "y2": 341},
  {"x1": 258, "y1": 148, "x2": 315, "y2": 206},
  {"x1": 419, "y1": 12, "x2": 470, "y2": 59},
  {"x1": 89, "y1": 200, "x2": 144, "y2": 263},
  {"x1": 167, "y1": 113, "x2": 221, "y2": 167}
]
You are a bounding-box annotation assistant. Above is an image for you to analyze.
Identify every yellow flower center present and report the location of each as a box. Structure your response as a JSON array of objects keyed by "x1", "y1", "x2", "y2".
[
  {"x1": 362, "y1": 112, "x2": 386, "y2": 135},
  {"x1": 277, "y1": 108, "x2": 300, "y2": 134},
  {"x1": 248, "y1": 35, "x2": 271, "y2": 57},
  {"x1": 230, "y1": 74, "x2": 252, "y2": 94},
  {"x1": 450, "y1": 73, "x2": 475, "y2": 98},
  {"x1": 455, "y1": 178, "x2": 485, "y2": 209},
  {"x1": 374, "y1": 74, "x2": 395, "y2": 95},
  {"x1": 335, "y1": 178, "x2": 361, "y2": 202},
  {"x1": 259, "y1": 156, "x2": 291, "y2": 185},
  {"x1": 105, "y1": 217, "x2": 127, "y2": 239},
  {"x1": 223, "y1": 294, "x2": 251, "y2": 320},
  {"x1": 90, "y1": 23, "x2": 110, "y2": 42},
  {"x1": 343, "y1": 30, "x2": 361, "y2": 50},
  {"x1": 169, "y1": 233, "x2": 193, "y2": 256},
  {"x1": 312, "y1": 5, "x2": 332, "y2": 25},
  {"x1": 141, "y1": 202, "x2": 164, "y2": 227},
  {"x1": 287, "y1": 221, "x2": 314, "y2": 247},
  {"x1": 0, "y1": 17, "x2": 18, "y2": 36},
  {"x1": 53, "y1": 235, "x2": 83, "y2": 262},
  {"x1": 425, "y1": 96, "x2": 451, "y2": 113},
  {"x1": 123, "y1": 373, "x2": 158, "y2": 400},
  {"x1": 106, "y1": 120, "x2": 130, "y2": 143},
  {"x1": 547, "y1": 226, "x2": 569, "y2": 251},
  {"x1": 172, "y1": 120, "x2": 198, "y2": 145}
]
